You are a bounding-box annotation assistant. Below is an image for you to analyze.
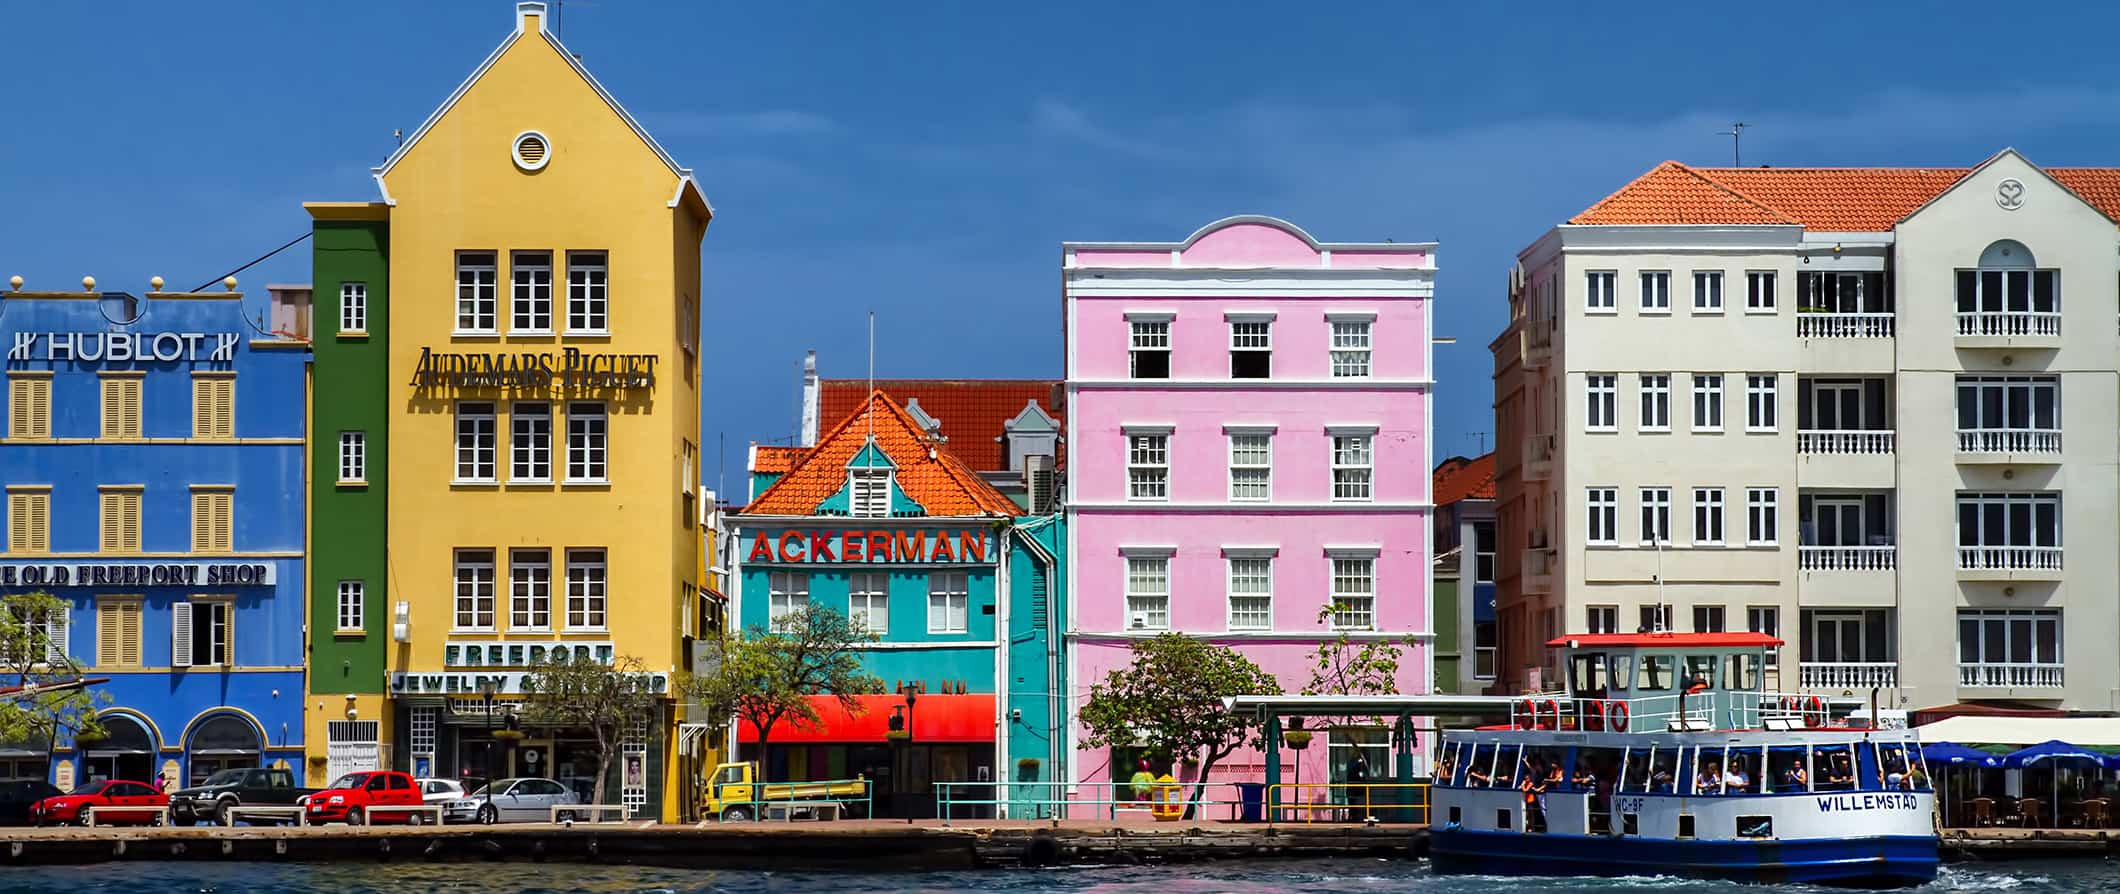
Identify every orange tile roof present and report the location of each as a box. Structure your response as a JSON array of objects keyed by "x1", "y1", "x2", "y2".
[
  {"x1": 743, "y1": 390, "x2": 1022, "y2": 518},
  {"x1": 819, "y1": 379, "x2": 1062, "y2": 472},
  {"x1": 751, "y1": 445, "x2": 806, "y2": 474},
  {"x1": 1569, "y1": 160, "x2": 2120, "y2": 231},
  {"x1": 1433, "y1": 453, "x2": 1495, "y2": 506}
]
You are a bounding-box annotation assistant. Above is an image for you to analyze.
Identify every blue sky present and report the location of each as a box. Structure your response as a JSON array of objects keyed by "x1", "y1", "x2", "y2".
[{"x1": 9, "y1": 1, "x2": 2120, "y2": 480}]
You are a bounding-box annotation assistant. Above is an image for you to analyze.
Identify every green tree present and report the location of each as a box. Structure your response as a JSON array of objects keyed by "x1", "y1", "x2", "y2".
[
  {"x1": 682, "y1": 604, "x2": 881, "y2": 766},
  {"x1": 1078, "y1": 633, "x2": 1281, "y2": 816},
  {"x1": 519, "y1": 653, "x2": 662, "y2": 809},
  {"x1": 0, "y1": 592, "x2": 104, "y2": 751},
  {"x1": 1301, "y1": 602, "x2": 1410, "y2": 729}
]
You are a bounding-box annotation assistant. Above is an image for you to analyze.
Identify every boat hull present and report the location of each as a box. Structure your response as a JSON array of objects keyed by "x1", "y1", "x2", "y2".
[{"x1": 1430, "y1": 827, "x2": 1939, "y2": 887}]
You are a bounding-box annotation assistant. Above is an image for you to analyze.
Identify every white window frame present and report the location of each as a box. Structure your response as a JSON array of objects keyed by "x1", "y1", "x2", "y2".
[
  {"x1": 1640, "y1": 487, "x2": 1672, "y2": 545},
  {"x1": 1329, "y1": 317, "x2": 1372, "y2": 378},
  {"x1": 1586, "y1": 605, "x2": 1619, "y2": 635},
  {"x1": 768, "y1": 571, "x2": 809, "y2": 625},
  {"x1": 1957, "y1": 608, "x2": 2062, "y2": 670},
  {"x1": 565, "y1": 402, "x2": 608, "y2": 484},
  {"x1": 1746, "y1": 271, "x2": 1777, "y2": 313},
  {"x1": 455, "y1": 251, "x2": 498, "y2": 335},
  {"x1": 172, "y1": 599, "x2": 230, "y2": 669},
  {"x1": 335, "y1": 581, "x2": 364, "y2": 632},
  {"x1": 1125, "y1": 429, "x2": 1170, "y2": 502},
  {"x1": 1692, "y1": 374, "x2": 1724, "y2": 432},
  {"x1": 1228, "y1": 317, "x2": 1272, "y2": 379},
  {"x1": 850, "y1": 469, "x2": 891, "y2": 518},
  {"x1": 511, "y1": 402, "x2": 552, "y2": 483},
  {"x1": 1585, "y1": 270, "x2": 1616, "y2": 312},
  {"x1": 1585, "y1": 374, "x2": 1617, "y2": 431},
  {"x1": 1329, "y1": 554, "x2": 1377, "y2": 630},
  {"x1": 1747, "y1": 488, "x2": 1779, "y2": 546},
  {"x1": 453, "y1": 549, "x2": 496, "y2": 631},
  {"x1": 338, "y1": 282, "x2": 368, "y2": 334},
  {"x1": 849, "y1": 571, "x2": 889, "y2": 636},
  {"x1": 1746, "y1": 374, "x2": 1778, "y2": 432},
  {"x1": 1123, "y1": 553, "x2": 1171, "y2": 631},
  {"x1": 926, "y1": 570, "x2": 969, "y2": 634},
  {"x1": 510, "y1": 250, "x2": 553, "y2": 334},
  {"x1": 1128, "y1": 318, "x2": 1172, "y2": 379},
  {"x1": 1330, "y1": 430, "x2": 1375, "y2": 502},
  {"x1": 454, "y1": 402, "x2": 496, "y2": 484},
  {"x1": 1693, "y1": 487, "x2": 1725, "y2": 546},
  {"x1": 566, "y1": 251, "x2": 610, "y2": 334},
  {"x1": 337, "y1": 431, "x2": 366, "y2": 484},
  {"x1": 510, "y1": 548, "x2": 551, "y2": 631},
  {"x1": 1693, "y1": 605, "x2": 1727, "y2": 634},
  {"x1": 1748, "y1": 606, "x2": 1779, "y2": 669},
  {"x1": 1956, "y1": 492, "x2": 2062, "y2": 549},
  {"x1": 565, "y1": 548, "x2": 608, "y2": 631},
  {"x1": 1587, "y1": 487, "x2": 1618, "y2": 545},
  {"x1": 1639, "y1": 374, "x2": 1670, "y2": 432},
  {"x1": 1227, "y1": 431, "x2": 1273, "y2": 502},
  {"x1": 1640, "y1": 271, "x2": 1671, "y2": 313},
  {"x1": 1226, "y1": 554, "x2": 1273, "y2": 631},
  {"x1": 1692, "y1": 270, "x2": 1723, "y2": 312}
]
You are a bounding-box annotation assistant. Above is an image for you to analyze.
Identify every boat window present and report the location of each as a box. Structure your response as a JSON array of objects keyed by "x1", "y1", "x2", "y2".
[
  {"x1": 1765, "y1": 745, "x2": 1812, "y2": 793},
  {"x1": 1467, "y1": 744, "x2": 1497, "y2": 787},
  {"x1": 1875, "y1": 742, "x2": 1923, "y2": 791},
  {"x1": 1665, "y1": 747, "x2": 1688, "y2": 795},
  {"x1": 1683, "y1": 655, "x2": 1718, "y2": 689},
  {"x1": 1814, "y1": 744, "x2": 1857, "y2": 791},
  {"x1": 1723, "y1": 746, "x2": 1759, "y2": 794},
  {"x1": 1724, "y1": 652, "x2": 1762, "y2": 691},
  {"x1": 1437, "y1": 741, "x2": 1461, "y2": 786},
  {"x1": 1676, "y1": 813, "x2": 1696, "y2": 839},
  {"x1": 1575, "y1": 747, "x2": 1621, "y2": 796},
  {"x1": 1637, "y1": 655, "x2": 1675, "y2": 691},
  {"x1": 1527, "y1": 747, "x2": 1567, "y2": 792},
  {"x1": 1571, "y1": 653, "x2": 1608, "y2": 695},
  {"x1": 1608, "y1": 655, "x2": 1634, "y2": 690},
  {"x1": 1736, "y1": 815, "x2": 1773, "y2": 838},
  {"x1": 1498, "y1": 744, "x2": 1525, "y2": 789},
  {"x1": 1620, "y1": 747, "x2": 1654, "y2": 792},
  {"x1": 1692, "y1": 746, "x2": 1727, "y2": 794}
]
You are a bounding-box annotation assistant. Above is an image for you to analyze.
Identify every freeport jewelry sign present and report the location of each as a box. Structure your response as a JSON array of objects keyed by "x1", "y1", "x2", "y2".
[
  {"x1": 0, "y1": 561, "x2": 275, "y2": 587},
  {"x1": 7, "y1": 332, "x2": 240, "y2": 364},
  {"x1": 388, "y1": 670, "x2": 670, "y2": 696},
  {"x1": 409, "y1": 347, "x2": 657, "y2": 390}
]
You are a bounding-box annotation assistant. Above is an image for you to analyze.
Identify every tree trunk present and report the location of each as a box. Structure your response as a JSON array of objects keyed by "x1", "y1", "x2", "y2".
[
  {"x1": 591, "y1": 730, "x2": 614, "y2": 808},
  {"x1": 1184, "y1": 751, "x2": 1230, "y2": 820}
]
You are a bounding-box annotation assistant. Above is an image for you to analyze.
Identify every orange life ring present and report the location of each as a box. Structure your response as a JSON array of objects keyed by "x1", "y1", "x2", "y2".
[
  {"x1": 1586, "y1": 699, "x2": 1607, "y2": 731},
  {"x1": 1804, "y1": 696, "x2": 1828, "y2": 729},
  {"x1": 1514, "y1": 699, "x2": 1536, "y2": 730},
  {"x1": 1539, "y1": 699, "x2": 1561, "y2": 730},
  {"x1": 1780, "y1": 695, "x2": 1800, "y2": 714},
  {"x1": 1606, "y1": 700, "x2": 1630, "y2": 732}
]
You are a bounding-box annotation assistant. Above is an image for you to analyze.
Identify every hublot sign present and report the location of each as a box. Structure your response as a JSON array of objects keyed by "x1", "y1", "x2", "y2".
[{"x1": 410, "y1": 347, "x2": 656, "y2": 390}]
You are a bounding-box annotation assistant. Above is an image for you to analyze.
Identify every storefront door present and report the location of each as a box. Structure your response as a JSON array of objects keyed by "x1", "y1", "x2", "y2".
[{"x1": 513, "y1": 740, "x2": 553, "y2": 780}]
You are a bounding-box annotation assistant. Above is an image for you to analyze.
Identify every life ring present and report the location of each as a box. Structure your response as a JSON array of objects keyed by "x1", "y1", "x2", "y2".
[
  {"x1": 1780, "y1": 695, "x2": 1800, "y2": 714},
  {"x1": 1539, "y1": 699, "x2": 1561, "y2": 731},
  {"x1": 1514, "y1": 699, "x2": 1536, "y2": 730},
  {"x1": 1804, "y1": 696, "x2": 1828, "y2": 729},
  {"x1": 1586, "y1": 699, "x2": 1607, "y2": 731},
  {"x1": 1606, "y1": 700, "x2": 1630, "y2": 732}
]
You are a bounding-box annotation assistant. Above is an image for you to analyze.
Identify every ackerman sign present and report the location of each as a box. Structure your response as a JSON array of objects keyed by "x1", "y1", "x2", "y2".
[{"x1": 410, "y1": 347, "x2": 656, "y2": 390}]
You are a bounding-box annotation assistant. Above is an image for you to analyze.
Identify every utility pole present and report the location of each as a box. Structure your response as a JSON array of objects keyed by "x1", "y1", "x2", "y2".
[{"x1": 1717, "y1": 122, "x2": 1749, "y2": 167}]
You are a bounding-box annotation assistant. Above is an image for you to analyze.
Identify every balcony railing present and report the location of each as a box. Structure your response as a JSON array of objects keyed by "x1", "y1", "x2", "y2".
[
  {"x1": 1957, "y1": 546, "x2": 2063, "y2": 571},
  {"x1": 1959, "y1": 662, "x2": 2064, "y2": 688},
  {"x1": 1956, "y1": 428, "x2": 2062, "y2": 454},
  {"x1": 1797, "y1": 312, "x2": 1895, "y2": 338},
  {"x1": 1798, "y1": 545, "x2": 1897, "y2": 571},
  {"x1": 1800, "y1": 661, "x2": 1899, "y2": 690},
  {"x1": 1957, "y1": 311, "x2": 2059, "y2": 337},
  {"x1": 1797, "y1": 430, "x2": 1895, "y2": 454}
]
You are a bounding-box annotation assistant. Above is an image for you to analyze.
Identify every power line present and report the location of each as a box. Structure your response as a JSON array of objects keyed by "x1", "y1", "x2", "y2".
[{"x1": 191, "y1": 231, "x2": 312, "y2": 293}]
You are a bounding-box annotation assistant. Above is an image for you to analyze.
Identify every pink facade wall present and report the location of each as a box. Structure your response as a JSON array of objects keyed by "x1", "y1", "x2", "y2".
[{"x1": 1070, "y1": 299, "x2": 1429, "y2": 381}]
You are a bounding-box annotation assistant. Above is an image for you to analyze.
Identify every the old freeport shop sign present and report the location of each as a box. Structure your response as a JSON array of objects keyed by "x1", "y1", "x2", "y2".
[{"x1": 410, "y1": 346, "x2": 657, "y2": 390}]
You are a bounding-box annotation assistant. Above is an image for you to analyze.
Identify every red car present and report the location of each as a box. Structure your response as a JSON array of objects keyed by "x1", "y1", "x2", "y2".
[
  {"x1": 31, "y1": 779, "x2": 168, "y2": 826},
  {"x1": 305, "y1": 770, "x2": 427, "y2": 825}
]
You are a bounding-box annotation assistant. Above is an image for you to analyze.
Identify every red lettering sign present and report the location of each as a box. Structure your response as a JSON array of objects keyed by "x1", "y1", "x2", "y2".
[
  {"x1": 892, "y1": 530, "x2": 926, "y2": 562},
  {"x1": 841, "y1": 531, "x2": 864, "y2": 562},
  {"x1": 747, "y1": 533, "x2": 774, "y2": 562},
  {"x1": 867, "y1": 531, "x2": 892, "y2": 562},
  {"x1": 808, "y1": 530, "x2": 837, "y2": 562},
  {"x1": 778, "y1": 530, "x2": 806, "y2": 562},
  {"x1": 959, "y1": 530, "x2": 986, "y2": 563}
]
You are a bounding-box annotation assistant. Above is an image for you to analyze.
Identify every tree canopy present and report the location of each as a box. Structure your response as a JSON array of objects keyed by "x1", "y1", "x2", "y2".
[
  {"x1": 0, "y1": 592, "x2": 104, "y2": 748},
  {"x1": 520, "y1": 653, "x2": 661, "y2": 809},
  {"x1": 1077, "y1": 633, "x2": 1280, "y2": 814},
  {"x1": 683, "y1": 604, "x2": 882, "y2": 761}
]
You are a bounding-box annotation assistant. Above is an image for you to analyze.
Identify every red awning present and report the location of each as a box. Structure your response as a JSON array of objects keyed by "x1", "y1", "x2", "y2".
[{"x1": 736, "y1": 693, "x2": 995, "y2": 744}]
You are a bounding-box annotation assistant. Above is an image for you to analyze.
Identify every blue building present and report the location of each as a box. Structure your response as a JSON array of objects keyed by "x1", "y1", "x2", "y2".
[{"x1": 1, "y1": 280, "x2": 309, "y2": 791}]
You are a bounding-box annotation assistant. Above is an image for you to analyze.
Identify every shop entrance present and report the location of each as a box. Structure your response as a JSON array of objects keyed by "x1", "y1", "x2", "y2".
[
  {"x1": 81, "y1": 714, "x2": 155, "y2": 786},
  {"x1": 186, "y1": 714, "x2": 263, "y2": 786},
  {"x1": 512, "y1": 739, "x2": 552, "y2": 779}
]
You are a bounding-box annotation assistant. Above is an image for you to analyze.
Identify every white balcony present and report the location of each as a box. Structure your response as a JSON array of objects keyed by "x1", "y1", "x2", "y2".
[
  {"x1": 1959, "y1": 662, "x2": 2064, "y2": 689},
  {"x1": 1797, "y1": 312, "x2": 1895, "y2": 339},
  {"x1": 1800, "y1": 661, "x2": 1899, "y2": 690},
  {"x1": 1957, "y1": 546, "x2": 2063, "y2": 572},
  {"x1": 1957, "y1": 311, "x2": 2060, "y2": 339},
  {"x1": 1956, "y1": 428, "x2": 2062, "y2": 456},
  {"x1": 1797, "y1": 430, "x2": 1895, "y2": 455},
  {"x1": 1798, "y1": 545, "x2": 1896, "y2": 571}
]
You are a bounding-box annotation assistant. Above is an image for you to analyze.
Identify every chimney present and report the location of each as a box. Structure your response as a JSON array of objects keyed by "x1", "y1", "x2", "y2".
[
  {"x1": 799, "y1": 350, "x2": 820, "y2": 447},
  {"x1": 517, "y1": 1, "x2": 548, "y2": 33}
]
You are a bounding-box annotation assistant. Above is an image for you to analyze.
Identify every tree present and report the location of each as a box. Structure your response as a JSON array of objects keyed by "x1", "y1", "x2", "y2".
[
  {"x1": 0, "y1": 592, "x2": 104, "y2": 752},
  {"x1": 683, "y1": 604, "x2": 881, "y2": 765},
  {"x1": 519, "y1": 653, "x2": 662, "y2": 809},
  {"x1": 1078, "y1": 633, "x2": 1281, "y2": 816},
  {"x1": 1300, "y1": 602, "x2": 1411, "y2": 732}
]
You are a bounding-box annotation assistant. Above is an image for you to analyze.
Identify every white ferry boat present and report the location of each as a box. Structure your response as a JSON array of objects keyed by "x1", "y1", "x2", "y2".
[{"x1": 1431, "y1": 632, "x2": 1938, "y2": 886}]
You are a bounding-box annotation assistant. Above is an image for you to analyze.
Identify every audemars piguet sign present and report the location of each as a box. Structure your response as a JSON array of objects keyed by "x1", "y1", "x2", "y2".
[
  {"x1": 8, "y1": 332, "x2": 240, "y2": 364},
  {"x1": 410, "y1": 347, "x2": 656, "y2": 390}
]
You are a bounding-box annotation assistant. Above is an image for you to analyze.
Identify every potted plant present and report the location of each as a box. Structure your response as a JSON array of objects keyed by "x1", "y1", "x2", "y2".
[
  {"x1": 1016, "y1": 757, "x2": 1041, "y2": 783},
  {"x1": 1283, "y1": 730, "x2": 1314, "y2": 750}
]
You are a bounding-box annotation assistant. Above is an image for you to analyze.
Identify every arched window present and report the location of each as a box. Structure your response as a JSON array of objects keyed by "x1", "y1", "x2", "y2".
[
  {"x1": 1978, "y1": 239, "x2": 2035, "y2": 269},
  {"x1": 1956, "y1": 241, "x2": 2058, "y2": 334},
  {"x1": 187, "y1": 713, "x2": 263, "y2": 786}
]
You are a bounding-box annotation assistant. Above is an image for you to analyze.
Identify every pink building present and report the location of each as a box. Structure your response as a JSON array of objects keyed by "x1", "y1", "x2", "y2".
[{"x1": 1062, "y1": 215, "x2": 1438, "y2": 793}]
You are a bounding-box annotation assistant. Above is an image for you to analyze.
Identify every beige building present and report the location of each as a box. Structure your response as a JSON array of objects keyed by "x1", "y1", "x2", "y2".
[{"x1": 1492, "y1": 149, "x2": 2120, "y2": 714}]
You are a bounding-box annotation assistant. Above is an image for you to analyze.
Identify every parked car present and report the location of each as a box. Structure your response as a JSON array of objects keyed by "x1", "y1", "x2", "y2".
[
  {"x1": 304, "y1": 770, "x2": 427, "y2": 825},
  {"x1": 30, "y1": 780, "x2": 168, "y2": 826},
  {"x1": 416, "y1": 778, "x2": 466, "y2": 805},
  {"x1": 0, "y1": 779, "x2": 62, "y2": 826},
  {"x1": 168, "y1": 767, "x2": 317, "y2": 825},
  {"x1": 443, "y1": 777, "x2": 580, "y2": 824}
]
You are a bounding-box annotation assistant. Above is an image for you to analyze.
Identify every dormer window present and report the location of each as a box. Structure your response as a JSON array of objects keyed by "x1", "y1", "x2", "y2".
[{"x1": 851, "y1": 469, "x2": 891, "y2": 518}]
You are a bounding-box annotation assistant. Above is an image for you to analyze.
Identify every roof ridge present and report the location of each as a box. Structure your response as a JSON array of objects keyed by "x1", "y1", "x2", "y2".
[
  {"x1": 1567, "y1": 160, "x2": 1686, "y2": 225},
  {"x1": 745, "y1": 390, "x2": 1017, "y2": 517},
  {"x1": 1569, "y1": 160, "x2": 1795, "y2": 226},
  {"x1": 1678, "y1": 166, "x2": 1799, "y2": 224}
]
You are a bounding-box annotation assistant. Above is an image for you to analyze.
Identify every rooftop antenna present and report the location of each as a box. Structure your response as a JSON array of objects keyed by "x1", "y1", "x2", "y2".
[
  {"x1": 1465, "y1": 431, "x2": 1489, "y2": 454},
  {"x1": 866, "y1": 310, "x2": 876, "y2": 442},
  {"x1": 1717, "y1": 122, "x2": 1749, "y2": 166}
]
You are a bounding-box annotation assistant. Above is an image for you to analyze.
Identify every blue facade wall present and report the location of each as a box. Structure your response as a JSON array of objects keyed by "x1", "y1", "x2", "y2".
[
  {"x1": 1003, "y1": 516, "x2": 1065, "y2": 796},
  {"x1": 1, "y1": 292, "x2": 308, "y2": 789}
]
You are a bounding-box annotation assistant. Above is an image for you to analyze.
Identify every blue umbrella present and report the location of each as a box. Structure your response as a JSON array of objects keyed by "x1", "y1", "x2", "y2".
[
  {"x1": 1923, "y1": 742, "x2": 2002, "y2": 767},
  {"x1": 2003, "y1": 740, "x2": 2104, "y2": 768}
]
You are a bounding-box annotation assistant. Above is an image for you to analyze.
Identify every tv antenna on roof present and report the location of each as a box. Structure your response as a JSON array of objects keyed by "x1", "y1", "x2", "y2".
[{"x1": 1717, "y1": 122, "x2": 1749, "y2": 167}]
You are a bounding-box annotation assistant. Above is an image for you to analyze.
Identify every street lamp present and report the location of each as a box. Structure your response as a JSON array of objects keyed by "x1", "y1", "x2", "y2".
[{"x1": 478, "y1": 678, "x2": 499, "y2": 820}]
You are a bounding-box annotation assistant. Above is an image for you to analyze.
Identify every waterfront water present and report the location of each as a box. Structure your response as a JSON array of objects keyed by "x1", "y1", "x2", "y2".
[{"x1": 0, "y1": 860, "x2": 2111, "y2": 894}]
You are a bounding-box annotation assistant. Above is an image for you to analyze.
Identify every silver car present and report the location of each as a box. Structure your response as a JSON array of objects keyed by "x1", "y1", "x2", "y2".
[
  {"x1": 442, "y1": 777, "x2": 580, "y2": 824},
  {"x1": 416, "y1": 778, "x2": 466, "y2": 806}
]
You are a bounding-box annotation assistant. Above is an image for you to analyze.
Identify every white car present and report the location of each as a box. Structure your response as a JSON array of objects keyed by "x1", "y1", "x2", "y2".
[
  {"x1": 416, "y1": 778, "x2": 466, "y2": 805},
  {"x1": 442, "y1": 777, "x2": 580, "y2": 824}
]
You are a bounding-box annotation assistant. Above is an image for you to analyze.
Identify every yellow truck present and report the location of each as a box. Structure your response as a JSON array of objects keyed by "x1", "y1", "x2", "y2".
[{"x1": 701, "y1": 761, "x2": 870, "y2": 822}]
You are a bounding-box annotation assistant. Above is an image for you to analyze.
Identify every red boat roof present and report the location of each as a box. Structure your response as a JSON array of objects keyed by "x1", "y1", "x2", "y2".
[{"x1": 1544, "y1": 632, "x2": 1784, "y2": 648}]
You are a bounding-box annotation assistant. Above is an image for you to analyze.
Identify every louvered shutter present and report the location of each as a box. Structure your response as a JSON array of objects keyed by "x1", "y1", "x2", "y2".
[
  {"x1": 32, "y1": 380, "x2": 49, "y2": 438},
  {"x1": 171, "y1": 603, "x2": 193, "y2": 668},
  {"x1": 21, "y1": 494, "x2": 45, "y2": 553},
  {"x1": 7, "y1": 494, "x2": 24, "y2": 553},
  {"x1": 123, "y1": 492, "x2": 140, "y2": 552},
  {"x1": 101, "y1": 379, "x2": 120, "y2": 438},
  {"x1": 193, "y1": 379, "x2": 211, "y2": 437},
  {"x1": 100, "y1": 492, "x2": 121, "y2": 552},
  {"x1": 96, "y1": 603, "x2": 118, "y2": 667},
  {"x1": 124, "y1": 380, "x2": 141, "y2": 438},
  {"x1": 44, "y1": 609, "x2": 67, "y2": 666},
  {"x1": 6, "y1": 380, "x2": 23, "y2": 438},
  {"x1": 121, "y1": 603, "x2": 141, "y2": 667},
  {"x1": 192, "y1": 494, "x2": 210, "y2": 552},
  {"x1": 213, "y1": 494, "x2": 232, "y2": 551},
  {"x1": 214, "y1": 380, "x2": 235, "y2": 438}
]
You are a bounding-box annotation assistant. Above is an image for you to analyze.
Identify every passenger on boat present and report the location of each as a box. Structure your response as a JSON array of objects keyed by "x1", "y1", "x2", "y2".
[
  {"x1": 1882, "y1": 760, "x2": 1906, "y2": 790},
  {"x1": 1724, "y1": 758, "x2": 1754, "y2": 794},
  {"x1": 1824, "y1": 754, "x2": 1856, "y2": 790},
  {"x1": 1466, "y1": 763, "x2": 1491, "y2": 787},
  {"x1": 1695, "y1": 760, "x2": 1723, "y2": 794},
  {"x1": 1779, "y1": 761, "x2": 1808, "y2": 790},
  {"x1": 1521, "y1": 757, "x2": 1551, "y2": 832},
  {"x1": 1650, "y1": 758, "x2": 1675, "y2": 793}
]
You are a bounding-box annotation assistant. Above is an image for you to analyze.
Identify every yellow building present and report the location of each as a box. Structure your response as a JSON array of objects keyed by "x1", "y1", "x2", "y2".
[{"x1": 305, "y1": 2, "x2": 710, "y2": 821}]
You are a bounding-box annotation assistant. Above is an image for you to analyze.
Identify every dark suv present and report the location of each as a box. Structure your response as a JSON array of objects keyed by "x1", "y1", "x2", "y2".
[{"x1": 168, "y1": 767, "x2": 315, "y2": 825}]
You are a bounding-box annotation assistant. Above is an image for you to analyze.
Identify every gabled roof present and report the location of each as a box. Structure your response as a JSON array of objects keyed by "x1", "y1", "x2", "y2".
[
  {"x1": 370, "y1": 3, "x2": 709, "y2": 213},
  {"x1": 1433, "y1": 453, "x2": 1495, "y2": 506},
  {"x1": 751, "y1": 445, "x2": 806, "y2": 474},
  {"x1": 818, "y1": 379, "x2": 1063, "y2": 473},
  {"x1": 744, "y1": 390, "x2": 1021, "y2": 518},
  {"x1": 1569, "y1": 156, "x2": 2120, "y2": 231}
]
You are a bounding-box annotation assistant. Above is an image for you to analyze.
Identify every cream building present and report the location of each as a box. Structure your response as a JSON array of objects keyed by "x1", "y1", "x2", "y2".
[{"x1": 1491, "y1": 149, "x2": 2120, "y2": 714}]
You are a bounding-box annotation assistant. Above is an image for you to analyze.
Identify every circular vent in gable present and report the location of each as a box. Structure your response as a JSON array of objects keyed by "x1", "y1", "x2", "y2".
[{"x1": 513, "y1": 131, "x2": 551, "y2": 171}]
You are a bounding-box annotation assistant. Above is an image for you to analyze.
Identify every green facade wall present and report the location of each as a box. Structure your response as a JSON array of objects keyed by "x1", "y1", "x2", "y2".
[
  {"x1": 1432, "y1": 573, "x2": 1460, "y2": 694},
  {"x1": 309, "y1": 218, "x2": 390, "y2": 694}
]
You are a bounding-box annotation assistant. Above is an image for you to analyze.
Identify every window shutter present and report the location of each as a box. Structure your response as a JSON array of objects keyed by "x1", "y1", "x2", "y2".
[
  {"x1": 8, "y1": 494, "x2": 26, "y2": 553},
  {"x1": 123, "y1": 492, "x2": 140, "y2": 552},
  {"x1": 24, "y1": 494, "x2": 45, "y2": 553},
  {"x1": 7, "y1": 380, "x2": 23, "y2": 438},
  {"x1": 193, "y1": 379, "x2": 211, "y2": 437},
  {"x1": 192, "y1": 494, "x2": 210, "y2": 552},
  {"x1": 122, "y1": 380, "x2": 141, "y2": 438},
  {"x1": 96, "y1": 602, "x2": 118, "y2": 667},
  {"x1": 214, "y1": 380, "x2": 234, "y2": 438},
  {"x1": 102, "y1": 380, "x2": 121, "y2": 439},
  {"x1": 121, "y1": 603, "x2": 141, "y2": 667},
  {"x1": 213, "y1": 494, "x2": 232, "y2": 551},
  {"x1": 171, "y1": 603, "x2": 193, "y2": 668},
  {"x1": 101, "y1": 492, "x2": 121, "y2": 552},
  {"x1": 44, "y1": 609, "x2": 66, "y2": 665}
]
